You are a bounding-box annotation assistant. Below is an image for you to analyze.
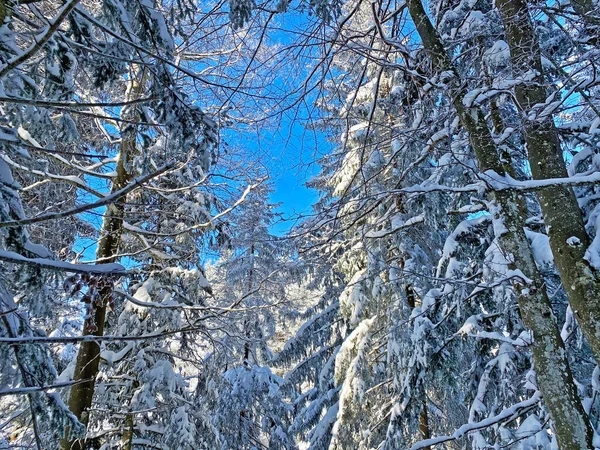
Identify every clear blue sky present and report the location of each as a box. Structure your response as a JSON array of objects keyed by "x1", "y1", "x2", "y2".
[{"x1": 254, "y1": 117, "x2": 327, "y2": 235}]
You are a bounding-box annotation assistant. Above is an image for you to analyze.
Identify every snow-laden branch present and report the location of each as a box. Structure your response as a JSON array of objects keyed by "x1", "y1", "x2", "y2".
[
  {"x1": 385, "y1": 171, "x2": 600, "y2": 197},
  {"x1": 0, "y1": 0, "x2": 81, "y2": 79},
  {"x1": 0, "y1": 379, "x2": 92, "y2": 397},
  {"x1": 73, "y1": 8, "x2": 237, "y2": 93},
  {"x1": 390, "y1": 182, "x2": 484, "y2": 195},
  {"x1": 121, "y1": 179, "x2": 266, "y2": 238},
  {"x1": 115, "y1": 288, "x2": 211, "y2": 311},
  {"x1": 0, "y1": 324, "x2": 207, "y2": 344},
  {"x1": 370, "y1": 1, "x2": 409, "y2": 60},
  {"x1": 0, "y1": 163, "x2": 174, "y2": 228},
  {"x1": 117, "y1": 277, "x2": 284, "y2": 313},
  {"x1": 481, "y1": 170, "x2": 600, "y2": 191},
  {"x1": 0, "y1": 250, "x2": 125, "y2": 275},
  {"x1": 0, "y1": 153, "x2": 104, "y2": 198},
  {"x1": 0, "y1": 283, "x2": 282, "y2": 346},
  {"x1": 409, "y1": 392, "x2": 541, "y2": 450},
  {"x1": 365, "y1": 213, "x2": 425, "y2": 238},
  {"x1": 0, "y1": 96, "x2": 156, "y2": 109}
]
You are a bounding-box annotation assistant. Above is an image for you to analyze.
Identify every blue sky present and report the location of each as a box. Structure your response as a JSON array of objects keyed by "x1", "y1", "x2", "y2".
[
  {"x1": 253, "y1": 117, "x2": 327, "y2": 235},
  {"x1": 72, "y1": 115, "x2": 326, "y2": 261},
  {"x1": 225, "y1": 12, "x2": 334, "y2": 235},
  {"x1": 72, "y1": 10, "x2": 331, "y2": 263},
  {"x1": 217, "y1": 111, "x2": 327, "y2": 236}
]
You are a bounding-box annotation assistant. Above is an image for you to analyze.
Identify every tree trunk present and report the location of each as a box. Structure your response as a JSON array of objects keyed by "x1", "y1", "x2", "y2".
[
  {"x1": 121, "y1": 413, "x2": 134, "y2": 450},
  {"x1": 61, "y1": 68, "x2": 146, "y2": 450},
  {"x1": 405, "y1": 1, "x2": 594, "y2": 448},
  {"x1": 496, "y1": 0, "x2": 600, "y2": 366},
  {"x1": 243, "y1": 243, "x2": 255, "y2": 365},
  {"x1": 418, "y1": 399, "x2": 431, "y2": 450},
  {"x1": 0, "y1": 0, "x2": 8, "y2": 25}
]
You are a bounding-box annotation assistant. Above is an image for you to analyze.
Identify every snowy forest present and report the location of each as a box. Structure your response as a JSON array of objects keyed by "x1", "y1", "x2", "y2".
[{"x1": 1, "y1": 0, "x2": 600, "y2": 449}]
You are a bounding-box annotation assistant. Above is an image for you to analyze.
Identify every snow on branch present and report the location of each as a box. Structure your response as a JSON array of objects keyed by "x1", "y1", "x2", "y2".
[
  {"x1": 0, "y1": 250, "x2": 126, "y2": 275},
  {"x1": 409, "y1": 392, "x2": 541, "y2": 450},
  {"x1": 0, "y1": 153, "x2": 104, "y2": 197},
  {"x1": 115, "y1": 288, "x2": 210, "y2": 311},
  {"x1": 0, "y1": 0, "x2": 81, "y2": 80},
  {"x1": 392, "y1": 183, "x2": 484, "y2": 195},
  {"x1": 387, "y1": 171, "x2": 600, "y2": 197},
  {"x1": 365, "y1": 213, "x2": 425, "y2": 238},
  {"x1": 119, "y1": 179, "x2": 266, "y2": 238},
  {"x1": 0, "y1": 163, "x2": 174, "y2": 228},
  {"x1": 0, "y1": 324, "x2": 206, "y2": 344},
  {"x1": 481, "y1": 170, "x2": 600, "y2": 191},
  {"x1": 0, "y1": 379, "x2": 92, "y2": 397},
  {"x1": 0, "y1": 96, "x2": 157, "y2": 109},
  {"x1": 73, "y1": 8, "x2": 227, "y2": 92}
]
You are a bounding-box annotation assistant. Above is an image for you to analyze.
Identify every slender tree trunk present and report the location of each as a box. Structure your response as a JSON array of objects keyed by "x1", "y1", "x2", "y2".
[
  {"x1": 119, "y1": 377, "x2": 138, "y2": 450},
  {"x1": 121, "y1": 413, "x2": 134, "y2": 450},
  {"x1": 418, "y1": 399, "x2": 431, "y2": 450},
  {"x1": 496, "y1": 0, "x2": 600, "y2": 366},
  {"x1": 61, "y1": 68, "x2": 146, "y2": 450},
  {"x1": 243, "y1": 243, "x2": 255, "y2": 365},
  {"x1": 405, "y1": 1, "x2": 594, "y2": 448},
  {"x1": 239, "y1": 244, "x2": 256, "y2": 443}
]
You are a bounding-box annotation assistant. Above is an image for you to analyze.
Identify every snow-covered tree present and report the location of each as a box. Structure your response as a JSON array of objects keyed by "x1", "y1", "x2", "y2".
[
  {"x1": 277, "y1": 0, "x2": 600, "y2": 448},
  {"x1": 2, "y1": 0, "x2": 600, "y2": 448},
  {"x1": 192, "y1": 180, "x2": 300, "y2": 449}
]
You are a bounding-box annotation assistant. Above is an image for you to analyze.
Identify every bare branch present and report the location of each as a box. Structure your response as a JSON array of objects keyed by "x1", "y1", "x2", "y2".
[{"x1": 0, "y1": 163, "x2": 175, "y2": 228}]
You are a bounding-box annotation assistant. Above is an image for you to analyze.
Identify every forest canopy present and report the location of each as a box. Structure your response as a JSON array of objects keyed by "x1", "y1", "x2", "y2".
[{"x1": 1, "y1": 0, "x2": 600, "y2": 449}]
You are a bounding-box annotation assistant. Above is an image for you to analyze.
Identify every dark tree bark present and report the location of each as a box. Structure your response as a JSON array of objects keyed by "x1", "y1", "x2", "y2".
[
  {"x1": 61, "y1": 68, "x2": 146, "y2": 450},
  {"x1": 419, "y1": 399, "x2": 431, "y2": 450}
]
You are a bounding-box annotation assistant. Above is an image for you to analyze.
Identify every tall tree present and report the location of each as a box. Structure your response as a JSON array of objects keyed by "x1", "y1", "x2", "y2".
[
  {"x1": 403, "y1": 0, "x2": 593, "y2": 447},
  {"x1": 61, "y1": 65, "x2": 149, "y2": 450},
  {"x1": 495, "y1": 0, "x2": 600, "y2": 366}
]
